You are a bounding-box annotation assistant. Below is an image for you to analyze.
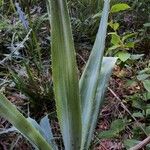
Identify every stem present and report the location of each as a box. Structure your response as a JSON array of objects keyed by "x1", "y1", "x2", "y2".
[{"x1": 129, "y1": 136, "x2": 150, "y2": 150}]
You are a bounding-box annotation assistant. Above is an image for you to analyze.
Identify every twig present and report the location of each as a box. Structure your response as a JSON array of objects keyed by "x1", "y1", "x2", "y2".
[
  {"x1": 93, "y1": 133, "x2": 107, "y2": 150},
  {"x1": 76, "y1": 53, "x2": 86, "y2": 64},
  {"x1": 0, "y1": 29, "x2": 32, "y2": 65},
  {"x1": 107, "y1": 87, "x2": 148, "y2": 136},
  {"x1": 129, "y1": 136, "x2": 150, "y2": 150}
]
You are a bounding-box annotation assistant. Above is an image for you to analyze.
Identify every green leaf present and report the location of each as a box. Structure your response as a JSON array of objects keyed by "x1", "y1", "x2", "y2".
[
  {"x1": 110, "y1": 119, "x2": 126, "y2": 133},
  {"x1": 99, "y1": 119, "x2": 126, "y2": 139},
  {"x1": 106, "y1": 45, "x2": 120, "y2": 55},
  {"x1": 143, "y1": 92, "x2": 150, "y2": 100},
  {"x1": 132, "y1": 99, "x2": 144, "y2": 110},
  {"x1": 40, "y1": 115, "x2": 55, "y2": 145},
  {"x1": 79, "y1": 0, "x2": 117, "y2": 148},
  {"x1": 83, "y1": 57, "x2": 117, "y2": 147},
  {"x1": 0, "y1": 93, "x2": 52, "y2": 150},
  {"x1": 125, "y1": 42, "x2": 135, "y2": 48},
  {"x1": 27, "y1": 116, "x2": 58, "y2": 150},
  {"x1": 99, "y1": 130, "x2": 116, "y2": 139},
  {"x1": 109, "y1": 21, "x2": 120, "y2": 31},
  {"x1": 133, "y1": 112, "x2": 144, "y2": 118},
  {"x1": 116, "y1": 51, "x2": 130, "y2": 62},
  {"x1": 47, "y1": 0, "x2": 82, "y2": 149},
  {"x1": 122, "y1": 33, "x2": 136, "y2": 42},
  {"x1": 111, "y1": 3, "x2": 130, "y2": 13},
  {"x1": 109, "y1": 32, "x2": 121, "y2": 45},
  {"x1": 113, "y1": 23, "x2": 120, "y2": 31},
  {"x1": 143, "y1": 80, "x2": 150, "y2": 92}
]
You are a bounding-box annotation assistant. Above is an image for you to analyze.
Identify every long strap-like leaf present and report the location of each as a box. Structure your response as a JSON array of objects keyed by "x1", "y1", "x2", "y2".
[
  {"x1": 47, "y1": 0, "x2": 82, "y2": 150},
  {"x1": 0, "y1": 93, "x2": 52, "y2": 150},
  {"x1": 79, "y1": 0, "x2": 111, "y2": 149},
  {"x1": 81, "y1": 57, "x2": 117, "y2": 149}
]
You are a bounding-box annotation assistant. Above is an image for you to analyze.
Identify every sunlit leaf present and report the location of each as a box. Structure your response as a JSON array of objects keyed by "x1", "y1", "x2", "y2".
[
  {"x1": 111, "y1": 3, "x2": 130, "y2": 13},
  {"x1": 109, "y1": 32, "x2": 121, "y2": 45},
  {"x1": 116, "y1": 51, "x2": 130, "y2": 62}
]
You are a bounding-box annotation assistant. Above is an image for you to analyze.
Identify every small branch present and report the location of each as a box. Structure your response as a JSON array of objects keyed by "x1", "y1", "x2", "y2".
[
  {"x1": 129, "y1": 136, "x2": 150, "y2": 150},
  {"x1": 76, "y1": 53, "x2": 86, "y2": 64},
  {"x1": 94, "y1": 133, "x2": 107, "y2": 150}
]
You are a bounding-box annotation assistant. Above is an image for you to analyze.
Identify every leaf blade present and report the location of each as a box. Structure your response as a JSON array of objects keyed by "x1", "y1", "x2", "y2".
[
  {"x1": 0, "y1": 93, "x2": 52, "y2": 150},
  {"x1": 111, "y1": 3, "x2": 130, "y2": 13},
  {"x1": 79, "y1": 0, "x2": 115, "y2": 149},
  {"x1": 81, "y1": 57, "x2": 117, "y2": 148},
  {"x1": 47, "y1": 0, "x2": 82, "y2": 149}
]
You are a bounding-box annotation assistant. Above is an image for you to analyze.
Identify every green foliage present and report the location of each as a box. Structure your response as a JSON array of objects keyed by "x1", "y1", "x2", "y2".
[
  {"x1": 79, "y1": 0, "x2": 117, "y2": 148},
  {"x1": 125, "y1": 84, "x2": 150, "y2": 141},
  {"x1": 106, "y1": 3, "x2": 137, "y2": 63},
  {"x1": 0, "y1": 0, "x2": 117, "y2": 149},
  {"x1": 11, "y1": 63, "x2": 54, "y2": 110},
  {"x1": 110, "y1": 3, "x2": 130, "y2": 13},
  {"x1": 107, "y1": 22, "x2": 136, "y2": 62},
  {"x1": 99, "y1": 119, "x2": 127, "y2": 139},
  {"x1": 128, "y1": 0, "x2": 150, "y2": 53},
  {"x1": 27, "y1": 116, "x2": 58, "y2": 149},
  {"x1": 116, "y1": 51, "x2": 130, "y2": 62},
  {"x1": 69, "y1": 0, "x2": 123, "y2": 41}
]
